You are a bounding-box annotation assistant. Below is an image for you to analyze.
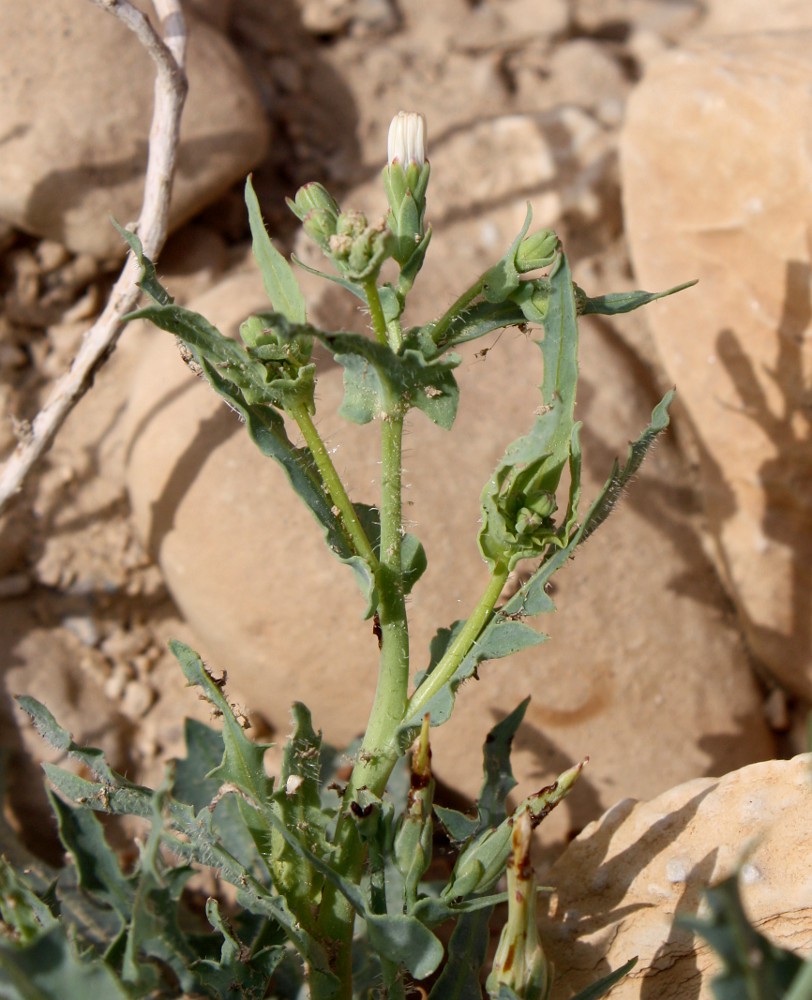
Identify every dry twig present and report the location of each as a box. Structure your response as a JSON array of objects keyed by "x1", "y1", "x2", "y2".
[{"x1": 0, "y1": 0, "x2": 188, "y2": 517}]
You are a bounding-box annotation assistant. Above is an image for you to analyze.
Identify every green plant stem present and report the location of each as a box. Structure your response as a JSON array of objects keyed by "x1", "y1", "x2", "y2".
[
  {"x1": 314, "y1": 295, "x2": 411, "y2": 994},
  {"x1": 405, "y1": 561, "x2": 510, "y2": 724},
  {"x1": 429, "y1": 274, "x2": 486, "y2": 347},
  {"x1": 289, "y1": 402, "x2": 378, "y2": 569},
  {"x1": 364, "y1": 278, "x2": 389, "y2": 348}
]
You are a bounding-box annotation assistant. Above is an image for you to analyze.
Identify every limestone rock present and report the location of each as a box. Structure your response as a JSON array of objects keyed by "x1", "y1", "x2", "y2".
[
  {"x1": 0, "y1": 1, "x2": 269, "y2": 259},
  {"x1": 541, "y1": 754, "x2": 812, "y2": 999},
  {"x1": 621, "y1": 35, "x2": 812, "y2": 698},
  {"x1": 124, "y1": 118, "x2": 774, "y2": 842},
  {"x1": 699, "y1": 0, "x2": 812, "y2": 34}
]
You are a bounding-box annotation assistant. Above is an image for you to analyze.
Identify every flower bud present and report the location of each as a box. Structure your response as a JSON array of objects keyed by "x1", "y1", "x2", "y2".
[
  {"x1": 286, "y1": 183, "x2": 341, "y2": 251},
  {"x1": 388, "y1": 111, "x2": 427, "y2": 168},
  {"x1": 486, "y1": 811, "x2": 550, "y2": 1000},
  {"x1": 515, "y1": 229, "x2": 559, "y2": 273},
  {"x1": 327, "y1": 210, "x2": 393, "y2": 281},
  {"x1": 382, "y1": 111, "x2": 431, "y2": 267}
]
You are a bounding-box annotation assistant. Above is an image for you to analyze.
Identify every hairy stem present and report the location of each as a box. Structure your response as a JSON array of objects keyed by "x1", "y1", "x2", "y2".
[
  {"x1": 290, "y1": 403, "x2": 378, "y2": 569},
  {"x1": 405, "y1": 561, "x2": 510, "y2": 723},
  {"x1": 429, "y1": 274, "x2": 486, "y2": 348},
  {"x1": 364, "y1": 278, "x2": 389, "y2": 348},
  {"x1": 314, "y1": 288, "x2": 412, "y2": 989}
]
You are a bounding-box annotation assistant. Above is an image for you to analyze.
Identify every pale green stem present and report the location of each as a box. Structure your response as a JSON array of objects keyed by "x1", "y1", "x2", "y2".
[
  {"x1": 404, "y1": 561, "x2": 510, "y2": 724},
  {"x1": 313, "y1": 288, "x2": 411, "y2": 992},
  {"x1": 429, "y1": 274, "x2": 486, "y2": 347},
  {"x1": 364, "y1": 277, "x2": 389, "y2": 347},
  {"x1": 289, "y1": 402, "x2": 378, "y2": 569}
]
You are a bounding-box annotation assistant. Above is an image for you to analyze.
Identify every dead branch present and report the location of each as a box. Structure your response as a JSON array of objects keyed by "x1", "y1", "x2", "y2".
[{"x1": 0, "y1": 0, "x2": 188, "y2": 517}]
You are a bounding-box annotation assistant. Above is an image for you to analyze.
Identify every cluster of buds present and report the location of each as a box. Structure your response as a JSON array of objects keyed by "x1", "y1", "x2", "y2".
[
  {"x1": 287, "y1": 185, "x2": 393, "y2": 283},
  {"x1": 479, "y1": 451, "x2": 560, "y2": 569},
  {"x1": 287, "y1": 111, "x2": 430, "y2": 288}
]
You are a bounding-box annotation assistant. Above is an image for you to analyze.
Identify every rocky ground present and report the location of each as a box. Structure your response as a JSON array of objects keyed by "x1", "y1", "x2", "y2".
[{"x1": 1, "y1": 0, "x2": 812, "y2": 992}]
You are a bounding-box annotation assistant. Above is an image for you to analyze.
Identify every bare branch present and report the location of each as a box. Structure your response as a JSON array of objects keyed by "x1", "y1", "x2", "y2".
[{"x1": 0, "y1": 0, "x2": 188, "y2": 517}]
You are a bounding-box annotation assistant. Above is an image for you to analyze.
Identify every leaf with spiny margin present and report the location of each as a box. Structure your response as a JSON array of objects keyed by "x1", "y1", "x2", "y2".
[
  {"x1": 0, "y1": 925, "x2": 130, "y2": 1000},
  {"x1": 570, "y1": 958, "x2": 639, "y2": 1000},
  {"x1": 191, "y1": 897, "x2": 283, "y2": 998},
  {"x1": 402, "y1": 618, "x2": 545, "y2": 731},
  {"x1": 269, "y1": 703, "x2": 331, "y2": 933},
  {"x1": 17, "y1": 696, "x2": 118, "y2": 785},
  {"x1": 172, "y1": 719, "x2": 263, "y2": 871},
  {"x1": 115, "y1": 221, "x2": 173, "y2": 306},
  {"x1": 48, "y1": 791, "x2": 134, "y2": 921},
  {"x1": 245, "y1": 175, "x2": 306, "y2": 324},
  {"x1": 120, "y1": 784, "x2": 197, "y2": 994},
  {"x1": 681, "y1": 874, "x2": 802, "y2": 1000},
  {"x1": 170, "y1": 641, "x2": 272, "y2": 805},
  {"x1": 575, "y1": 279, "x2": 697, "y2": 316},
  {"x1": 0, "y1": 858, "x2": 57, "y2": 944}
]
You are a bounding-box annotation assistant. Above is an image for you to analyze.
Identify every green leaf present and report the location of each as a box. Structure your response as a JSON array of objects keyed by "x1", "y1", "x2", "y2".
[
  {"x1": 114, "y1": 221, "x2": 173, "y2": 306},
  {"x1": 323, "y1": 335, "x2": 459, "y2": 429},
  {"x1": 493, "y1": 389, "x2": 675, "y2": 628},
  {"x1": 191, "y1": 898, "x2": 282, "y2": 998},
  {"x1": 478, "y1": 253, "x2": 579, "y2": 571},
  {"x1": 433, "y1": 805, "x2": 479, "y2": 844},
  {"x1": 570, "y1": 957, "x2": 638, "y2": 1000},
  {"x1": 245, "y1": 175, "x2": 306, "y2": 324},
  {"x1": 401, "y1": 532, "x2": 428, "y2": 596},
  {"x1": 430, "y1": 299, "x2": 527, "y2": 352},
  {"x1": 172, "y1": 719, "x2": 262, "y2": 869},
  {"x1": 575, "y1": 279, "x2": 697, "y2": 316},
  {"x1": 16, "y1": 697, "x2": 117, "y2": 785},
  {"x1": 0, "y1": 925, "x2": 130, "y2": 1000},
  {"x1": 269, "y1": 704, "x2": 331, "y2": 933},
  {"x1": 47, "y1": 792, "x2": 134, "y2": 921},
  {"x1": 480, "y1": 206, "x2": 533, "y2": 304},
  {"x1": 169, "y1": 642, "x2": 272, "y2": 805},
  {"x1": 0, "y1": 860, "x2": 57, "y2": 945},
  {"x1": 682, "y1": 875, "x2": 802, "y2": 1000},
  {"x1": 477, "y1": 698, "x2": 527, "y2": 830},
  {"x1": 427, "y1": 908, "x2": 492, "y2": 1000},
  {"x1": 119, "y1": 791, "x2": 197, "y2": 993},
  {"x1": 404, "y1": 618, "x2": 545, "y2": 729}
]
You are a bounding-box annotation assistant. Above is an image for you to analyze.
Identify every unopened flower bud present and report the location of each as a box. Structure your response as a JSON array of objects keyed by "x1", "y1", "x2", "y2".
[
  {"x1": 388, "y1": 111, "x2": 427, "y2": 167},
  {"x1": 515, "y1": 229, "x2": 559, "y2": 273},
  {"x1": 382, "y1": 111, "x2": 431, "y2": 267},
  {"x1": 486, "y1": 811, "x2": 549, "y2": 1000},
  {"x1": 287, "y1": 182, "x2": 341, "y2": 251}
]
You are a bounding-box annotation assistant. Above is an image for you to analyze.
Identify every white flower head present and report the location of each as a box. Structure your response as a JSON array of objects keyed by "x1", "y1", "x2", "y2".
[{"x1": 387, "y1": 111, "x2": 427, "y2": 167}]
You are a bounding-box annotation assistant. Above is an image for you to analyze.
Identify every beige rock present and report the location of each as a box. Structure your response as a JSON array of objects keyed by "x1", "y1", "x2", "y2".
[
  {"x1": 541, "y1": 754, "x2": 812, "y2": 999},
  {"x1": 621, "y1": 35, "x2": 812, "y2": 698},
  {"x1": 699, "y1": 0, "x2": 812, "y2": 34},
  {"x1": 124, "y1": 123, "x2": 774, "y2": 843},
  {"x1": 0, "y1": 1, "x2": 269, "y2": 259}
]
